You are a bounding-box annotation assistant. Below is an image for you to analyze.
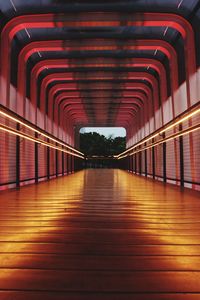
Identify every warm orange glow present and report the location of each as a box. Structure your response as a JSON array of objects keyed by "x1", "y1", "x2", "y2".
[
  {"x1": 0, "y1": 171, "x2": 84, "y2": 276},
  {"x1": 0, "y1": 123, "x2": 84, "y2": 159},
  {"x1": 0, "y1": 169, "x2": 200, "y2": 292},
  {"x1": 117, "y1": 105, "x2": 200, "y2": 159},
  {"x1": 160, "y1": 107, "x2": 200, "y2": 134},
  {"x1": 126, "y1": 123, "x2": 200, "y2": 158},
  {"x1": 0, "y1": 108, "x2": 83, "y2": 156}
]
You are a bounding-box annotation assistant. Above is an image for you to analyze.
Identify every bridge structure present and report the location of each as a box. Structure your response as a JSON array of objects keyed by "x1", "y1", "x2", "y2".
[{"x1": 0, "y1": 0, "x2": 200, "y2": 299}]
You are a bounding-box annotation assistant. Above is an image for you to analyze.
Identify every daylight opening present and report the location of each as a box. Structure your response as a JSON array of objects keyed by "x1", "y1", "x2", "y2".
[
  {"x1": 79, "y1": 127, "x2": 126, "y2": 168},
  {"x1": 80, "y1": 127, "x2": 126, "y2": 138}
]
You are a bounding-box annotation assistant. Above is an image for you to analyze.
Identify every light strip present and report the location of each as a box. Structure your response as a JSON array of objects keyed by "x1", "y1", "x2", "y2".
[
  {"x1": 10, "y1": 0, "x2": 17, "y2": 12},
  {"x1": 163, "y1": 26, "x2": 168, "y2": 36},
  {"x1": 0, "y1": 109, "x2": 83, "y2": 156},
  {"x1": 117, "y1": 106, "x2": 200, "y2": 158},
  {"x1": 25, "y1": 28, "x2": 31, "y2": 39},
  {"x1": 0, "y1": 124, "x2": 39, "y2": 144},
  {"x1": 0, "y1": 123, "x2": 84, "y2": 159},
  {"x1": 118, "y1": 123, "x2": 200, "y2": 160},
  {"x1": 159, "y1": 108, "x2": 200, "y2": 134},
  {"x1": 38, "y1": 51, "x2": 42, "y2": 58},
  {"x1": 178, "y1": 0, "x2": 184, "y2": 9}
]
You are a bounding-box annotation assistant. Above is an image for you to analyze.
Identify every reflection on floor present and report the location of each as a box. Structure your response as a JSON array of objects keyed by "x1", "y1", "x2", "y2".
[{"x1": 0, "y1": 169, "x2": 200, "y2": 299}]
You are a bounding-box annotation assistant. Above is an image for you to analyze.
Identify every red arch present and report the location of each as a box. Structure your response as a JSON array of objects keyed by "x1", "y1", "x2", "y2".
[{"x1": 0, "y1": 12, "x2": 194, "y2": 112}]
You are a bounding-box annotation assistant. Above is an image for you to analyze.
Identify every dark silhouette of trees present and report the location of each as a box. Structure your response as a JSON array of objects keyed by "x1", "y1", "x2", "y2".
[{"x1": 80, "y1": 132, "x2": 126, "y2": 156}]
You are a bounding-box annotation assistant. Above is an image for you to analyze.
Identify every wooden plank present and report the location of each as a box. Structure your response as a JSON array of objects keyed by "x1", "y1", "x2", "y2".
[
  {"x1": 0, "y1": 291, "x2": 200, "y2": 300},
  {"x1": 0, "y1": 169, "x2": 199, "y2": 298},
  {"x1": 1, "y1": 269, "x2": 200, "y2": 292},
  {"x1": 1, "y1": 254, "x2": 200, "y2": 271}
]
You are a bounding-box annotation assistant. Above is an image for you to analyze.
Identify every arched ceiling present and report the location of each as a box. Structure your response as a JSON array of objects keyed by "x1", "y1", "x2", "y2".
[{"x1": 0, "y1": 0, "x2": 200, "y2": 129}]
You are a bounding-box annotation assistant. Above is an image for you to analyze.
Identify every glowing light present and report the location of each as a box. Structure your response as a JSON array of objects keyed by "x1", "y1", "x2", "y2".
[
  {"x1": 118, "y1": 123, "x2": 200, "y2": 160},
  {"x1": 0, "y1": 108, "x2": 83, "y2": 156},
  {"x1": 159, "y1": 107, "x2": 200, "y2": 135},
  {"x1": 0, "y1": 123, "x2": 84, "y2": 159},
  {"x1": 117, "y1": 105, "x2": 200, "y2": 159}
]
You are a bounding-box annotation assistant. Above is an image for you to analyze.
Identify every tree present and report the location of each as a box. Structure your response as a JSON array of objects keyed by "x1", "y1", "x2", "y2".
[{"x1": 80, "y1": 132, "x2": 126, "y2": 156}]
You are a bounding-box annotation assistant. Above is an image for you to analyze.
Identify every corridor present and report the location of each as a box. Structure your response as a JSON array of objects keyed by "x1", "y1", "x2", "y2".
[
  {"x1": 0, "y1": 169, "x2": 200, "y2": 299},
  {"x1": 0, "y1": 0, "x2": 200, "y2": 298}
]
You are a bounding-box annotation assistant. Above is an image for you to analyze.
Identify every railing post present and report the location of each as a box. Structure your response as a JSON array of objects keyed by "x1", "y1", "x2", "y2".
[
  {"x1": 66, "y1": 154, "x2": 68, "y2": 174},
  {"x1": 68, "y1": 154, "x2": 71, "y2": 174},
  {"x1": 35, "y1": 132, "x2": 38, "y2": 183},
  {"x1": 69, "y1": 155, "x2": 72, "y2": 173},
  {"x1": 47, "y1": 139, "x2": 50, "y2": 180},
  {"x1": 62, "y1": 148, "x2": 64, "y2": 176},
  {"x1": 56, "y1": 144, "x2": 58, "y2": 177},
  {"x1": 129, "y1": 155, "x2": 131, "y2": 172},
  {"x1": 145, "y1": 143, "x2": 147, "y2": 177},
  {"x1": 128, "y1": 155, "x2": 130, "y2": 171},
  {"x1": 163, "y1": 133, "x2": 167, "y2": 183},
  {"x1": 152, "y1": 139, "x2": 155, "y2": 179},
  {"x1": 135, "y1": 154, "x2": 137, "y2": 174},
  {"x1": 16, "y1": 123, "x2": 20, "y2": 188},
  {"x1": 179, "y1": 124, "x2": 184, "y2": 187},
  {"x1": 72, "y1": 155, "x2": 74, "y2": 173},
  {"x1": 67, "y1": 154, "x2": 69, "y2": 173},
  {"x1": 131, "y1": 155, "x2": 133, "y2": 172},
  {"x1": 139, "y1": 151, "x2": 142, "y2": 175}
]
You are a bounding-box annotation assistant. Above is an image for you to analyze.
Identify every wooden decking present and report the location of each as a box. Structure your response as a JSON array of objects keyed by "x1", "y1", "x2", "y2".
[{"x1": 0, "y1": 169, "x2": 200, "y2": 299}]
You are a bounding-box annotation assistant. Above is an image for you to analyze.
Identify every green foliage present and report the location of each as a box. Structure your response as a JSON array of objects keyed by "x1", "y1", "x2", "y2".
[{"x1": 80, "y1": 132, "x2": 126, "y2": 156}]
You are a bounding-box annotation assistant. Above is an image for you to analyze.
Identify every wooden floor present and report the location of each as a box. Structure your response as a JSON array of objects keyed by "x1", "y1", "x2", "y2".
[{"x1": 0, "y1": 169, "x2": 200, "y2": 299}]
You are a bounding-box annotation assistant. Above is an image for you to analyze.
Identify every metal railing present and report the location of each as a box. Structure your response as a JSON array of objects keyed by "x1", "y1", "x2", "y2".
[
  {"x1": 0, "y1": 104, "x2": 84, "y2": 188},
  {"x1": 117, "y1": 103, "x2": 200, "y2": 160},
  {"x1": 116, "y1": 103, "x2": 200, "y2": 187},
  {"x1": 0, "y1": 104, "x2": 85, "y2": 159}
]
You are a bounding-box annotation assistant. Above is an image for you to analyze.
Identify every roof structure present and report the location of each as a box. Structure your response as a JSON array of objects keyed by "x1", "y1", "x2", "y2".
[{"x1": 0, "y1": 0, "x2": 199, "y2": 133}]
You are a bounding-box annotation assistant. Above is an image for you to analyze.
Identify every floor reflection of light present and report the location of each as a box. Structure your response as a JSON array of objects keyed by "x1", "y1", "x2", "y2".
[
  {"x1": 0, "y1": 171, "x2": 85, "y2": 279},
  {"x1": 115, "y1": 170, "x2": 200, "y2": 271},
  {"x1": 0, "y1": 169, "x2": 200, "y2": 291}
]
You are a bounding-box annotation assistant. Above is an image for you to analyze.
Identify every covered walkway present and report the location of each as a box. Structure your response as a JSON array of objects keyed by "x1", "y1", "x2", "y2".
[
  {"x1": 0, "y1": 0, "x2": 200, "y2": 298},
  {"x1": 0, "y1": 169, "x2": 200, "y2": 299}
]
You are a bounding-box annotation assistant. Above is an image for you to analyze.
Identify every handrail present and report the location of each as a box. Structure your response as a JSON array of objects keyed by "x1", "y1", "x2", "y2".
[
  {"x1": 116, "y1": 103, "x2": 200, "y2": 160},
  {"x1": 0, "y1": 105, "x2": 85, "y2": 159}
]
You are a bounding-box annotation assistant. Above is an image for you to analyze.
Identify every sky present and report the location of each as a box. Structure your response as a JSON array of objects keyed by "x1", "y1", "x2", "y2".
[{"x1": 80, "y1": 127, "x2": 126, "y2": 138}]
